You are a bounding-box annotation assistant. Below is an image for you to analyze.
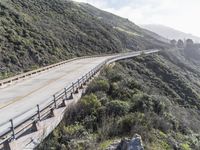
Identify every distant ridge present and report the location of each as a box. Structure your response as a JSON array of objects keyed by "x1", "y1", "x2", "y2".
[{"x1": 141, "y1": 24, "x2": 200, "y2": 43}]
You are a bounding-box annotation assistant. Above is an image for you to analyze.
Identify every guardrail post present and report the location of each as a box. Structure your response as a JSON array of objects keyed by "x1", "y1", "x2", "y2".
[
  {"x1": 75, "y1": 80, "x2": 79, "y2": 94},
  {"x1": 10, "y1": 119, "x2": 16, "y2": 140},
  {"x1": 72, "y1": 82, "x2": 75, "y2": 93},
  {"x1": 89, "y1": 71, "x2": 92, "y2": 79},
  {"x1": 83, "y1": 76, "x2": 87, "y2": 85},
  {"x1": 64, "y1": 88, "x2": 67, "y2": 100},
  {"x1": 78, "y1": 79, "x2": 80, "y2": 87},
  {"x1": 87, "y1": 72, "x2": 89, "y2": 81},
  {"x1": 80, "y1": 77, "x2": 84, "y2": 89},
  {"x1": 53, "y1": 95, "x2": 57, "y2": 108},
  {"x1": 37, "y1": 104, "x2": 41, "y2": 121},
  {"x1": 91, "y1": 70, "x2": 93, "y2": 77}
]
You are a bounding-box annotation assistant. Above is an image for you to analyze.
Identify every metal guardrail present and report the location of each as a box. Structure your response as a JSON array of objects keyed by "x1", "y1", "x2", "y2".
[
  {"x1": 0, "y1": 61, "x2": 105, "y2": 145},
  {"x1": 0, "y1": 50, "x2": 159, "y2": 147}
]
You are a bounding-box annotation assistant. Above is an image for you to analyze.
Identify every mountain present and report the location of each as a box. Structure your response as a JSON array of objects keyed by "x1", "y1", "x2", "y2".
[
  {"x1": 0, "y1": 0, "x2": 168, "y2": 80},
  {"x1": 141, "y1": 24, "x2": 200, "y2": 42}
]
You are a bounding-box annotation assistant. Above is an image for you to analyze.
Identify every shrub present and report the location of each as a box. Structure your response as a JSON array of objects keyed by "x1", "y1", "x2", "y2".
[
  {"x1": 131, "y1": 93, "x2": 167, "y2": 115},
  {"x1": 151, "y1": 115, "x2": 172, "y2": 133},
  {"x1": 106, "y1": 100, "x2": 130, "y2": 116},
  {"x1": 181, "y1": 143, "x2": 191, "y2": 150},
  {"x1": 87, "y1": 79, "x2": 110, "y2": 93},
  {"x1": 79, "y1": 94, "x2": 101, "y2": 116},
  {"x1": 127, "y1": 79, "x2": 142, "y2": 90},
  {"x1": 9, "y1": 54, "x2": 19, "y2": 64},
  {"x1": 62, "y1": 124, "x2": 86, "y2": 139},
  {"x1": 116, "y1": 113, "x2": 151, "y2": 139}
]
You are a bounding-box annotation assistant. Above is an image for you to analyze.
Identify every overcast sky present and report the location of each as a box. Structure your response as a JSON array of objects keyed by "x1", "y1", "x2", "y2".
[{"x1": 74, "y1": 0, "x2": 200, "y2": 37}]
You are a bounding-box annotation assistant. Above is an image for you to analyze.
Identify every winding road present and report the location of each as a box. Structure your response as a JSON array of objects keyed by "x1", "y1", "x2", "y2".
[{"x1": 0, "y1": 49, "x2": 159, "y2": 140}]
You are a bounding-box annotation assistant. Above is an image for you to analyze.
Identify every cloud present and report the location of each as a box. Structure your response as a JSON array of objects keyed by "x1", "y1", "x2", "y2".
[{"x1": 73, "y1": 0, "x2": 200, "y2": 37}]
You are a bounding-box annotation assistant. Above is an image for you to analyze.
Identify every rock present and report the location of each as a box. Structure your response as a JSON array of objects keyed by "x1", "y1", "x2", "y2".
[
  {"x1": 116, "y1": 138, "x2": 130, "y2": 150},
  {"x1": 128, "y1": 134, "x2": 144, "y2": 150},
  {"x1": 107, "y1": 134, "x2": 144, "y2": 150}
]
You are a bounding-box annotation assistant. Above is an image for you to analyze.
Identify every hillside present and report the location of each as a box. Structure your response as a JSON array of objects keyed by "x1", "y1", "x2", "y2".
[
  {"x1": 141, "y1": 24, "x2": 200, "y2": 42},
  {"x1": 0, "y1": 0, "x2": 168, "y2": 80},
  {"x1": 37, "y1": 46, "x2": 200, "y2": 150}
]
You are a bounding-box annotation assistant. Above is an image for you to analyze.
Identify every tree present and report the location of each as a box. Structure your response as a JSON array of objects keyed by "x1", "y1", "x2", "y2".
[
  {"x1": 170, "y1": 39, "x2": 177, "y2": 47},
  {"x1": 177, "y1": 39, "x2": 184, "y2": 48},
  {"x1": 185, "y1": 39, "x2": 194, "y2": 48}
]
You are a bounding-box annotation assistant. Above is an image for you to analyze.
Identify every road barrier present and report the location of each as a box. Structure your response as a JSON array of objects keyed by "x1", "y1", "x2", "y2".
[{"x1": 0, "y1": 50, "x2": 159, "y2": 149}]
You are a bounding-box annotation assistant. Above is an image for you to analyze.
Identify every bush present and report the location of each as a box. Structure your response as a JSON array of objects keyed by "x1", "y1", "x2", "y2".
[
  {"x1": 151, "y1": 115, "x2": 172, "y2": 133},
  {"x1": 131, "y1": 93, "x2": 167, "y2": 115},
  {"x1": 62, "y1": 124, "x2": 87, "y2": 139},
  {"x1": 87, "y1": 79, "x2": 110, "y2": 93},
  {"x1": 79, "y1": 94, "x2": 101, "y2": 116},
  {"x1": 116, "y1": 113, "x2": 151, "y2": 139},
  {"x1": 106, "y1": 100, "x2": 130, "y2": 116},
  {"x1": 181, "y1": 143, "x2": 191, "y2": 150},
  {"x1": 9, "y1": 54, "x2": 19, "y2": 64}
]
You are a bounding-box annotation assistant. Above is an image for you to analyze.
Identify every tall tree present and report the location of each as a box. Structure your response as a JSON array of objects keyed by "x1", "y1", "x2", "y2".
[
  {"x1": 170, "y1": 39, "x2": 177, "y2": 47},
  {"x1": 177, "y1": 39, "x2": 184, "y2": 48},
  {"x1": 185, "y1": 39, "x2": 194, "y2": 48}
]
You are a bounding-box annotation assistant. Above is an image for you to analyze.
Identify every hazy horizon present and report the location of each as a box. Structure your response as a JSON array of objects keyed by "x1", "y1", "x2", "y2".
[{"x1": 74, "y1": 0, "x2": 200, "y2": 37}]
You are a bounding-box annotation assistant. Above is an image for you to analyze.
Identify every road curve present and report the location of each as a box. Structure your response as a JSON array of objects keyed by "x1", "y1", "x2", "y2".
[{"x1": 0, "y1": 50, "x2": 159, "y2": 127}]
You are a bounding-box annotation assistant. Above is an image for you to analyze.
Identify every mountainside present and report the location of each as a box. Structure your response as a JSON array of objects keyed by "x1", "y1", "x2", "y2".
[
  {"x1": 141, "y1": 24, "x2": 200, "y2": 42},
  {"x1": 80, "y1": 3, "x2": 169, "y2": 44},
  {"x1": 37, "y1": 46, "x2": 200, "y2": 150},
  {"x1": 0, "y1": 0, "x2": 168, "y2": 79}
]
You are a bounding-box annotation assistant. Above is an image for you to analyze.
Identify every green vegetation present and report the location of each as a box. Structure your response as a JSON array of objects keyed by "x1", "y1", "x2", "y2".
[
  {"x1": 37, "y1": 49, "x2": 200, "y2": 150},
  {"x1": 0, "y1": 0, "x2": 168, "y2": 80}
]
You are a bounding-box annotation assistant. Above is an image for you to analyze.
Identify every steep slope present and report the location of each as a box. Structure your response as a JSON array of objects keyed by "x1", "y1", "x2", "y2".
[
  {"x1": 0, "y1": 0, "x2": 168, "y2": 79},
  {"x1": 142, "y1": 24, "x2": 200, "y2": 42},
  {"x1": 37, "y1": 47, "x2": 200, "y2": 150}
]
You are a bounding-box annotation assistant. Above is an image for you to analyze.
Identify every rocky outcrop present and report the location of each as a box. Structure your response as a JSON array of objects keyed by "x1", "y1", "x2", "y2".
[{"x1": 107, "y1": 134, "x2": 144, "y2": 150}]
